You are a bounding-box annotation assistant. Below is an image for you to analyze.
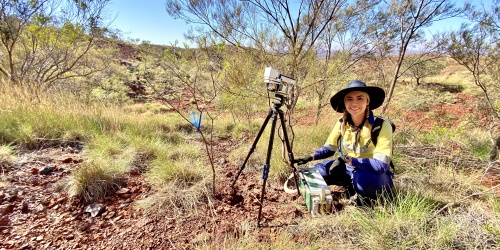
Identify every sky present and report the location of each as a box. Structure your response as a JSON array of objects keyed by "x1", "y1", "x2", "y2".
[
  {"x1": 108, "y1": 0, "x2": 489, "y2": 46},
  {"x1": 108, "y1": 0, "x2": 189, "y2": 45}
]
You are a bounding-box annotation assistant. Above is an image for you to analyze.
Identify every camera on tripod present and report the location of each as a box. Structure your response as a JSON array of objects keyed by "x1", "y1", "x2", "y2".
[
  {"x1": 264, "y1": 67, "x2": 296, "y2": 99},
  {"x1": 232, "y1": 67, "x2": 302, "y2": 227}
]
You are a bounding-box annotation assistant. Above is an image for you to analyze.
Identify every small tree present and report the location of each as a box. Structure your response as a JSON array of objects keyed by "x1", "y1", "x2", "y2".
[
  {"x1": 403, "y1": 56, "x2": 444, "y2": 85},
  {"x1": 140, "y1": 40, "x2": 242, "y2": 194},
  {"x1": 440, "y1": 24, "x2": 498, "y2": 119},
  {"x1": 0, "y1": 0, "x2": 112, "y2": 94},
  {"x1": 375, "y1": 0, "x2": 468, "y2": 112}
]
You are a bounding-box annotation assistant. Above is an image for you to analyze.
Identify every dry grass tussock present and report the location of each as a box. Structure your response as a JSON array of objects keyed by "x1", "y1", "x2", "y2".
[
  {"x1": 0, "y1": 145, "x2": 15, "y2": 169},
  {"x1": 64, "y1": 160, "x2": 127, "y2": 202},
  {"x1": 135, "y1": 179, "x2": 211, "y2": 216}
]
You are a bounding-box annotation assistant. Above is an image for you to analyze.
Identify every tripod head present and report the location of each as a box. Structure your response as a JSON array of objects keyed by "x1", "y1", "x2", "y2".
[
  {"x1": 271, "y1": 94, "x2": 285, "y2": 110},
  {"x1": 264, "y1": 67, "x2": 296, "y2": 104}
]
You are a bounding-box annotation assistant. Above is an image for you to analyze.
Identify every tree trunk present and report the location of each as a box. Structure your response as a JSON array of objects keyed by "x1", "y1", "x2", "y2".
[
  {"x1": 489, "y1": 136, "x2": 500, "y2": 162},
  {"x1": 382, "y1": 65, "x2": 401, "y2": 113}
]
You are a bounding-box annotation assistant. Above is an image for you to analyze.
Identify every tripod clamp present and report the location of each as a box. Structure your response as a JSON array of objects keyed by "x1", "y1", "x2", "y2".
[{"x1": 231, "y1": 95, "x2": 301, "y2": 227}]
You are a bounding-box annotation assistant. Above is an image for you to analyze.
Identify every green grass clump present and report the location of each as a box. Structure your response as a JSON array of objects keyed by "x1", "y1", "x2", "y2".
[
  {"x1": 68, "y1": 160, "x2": 126, "y2": 201},
  {"x1": 213, "y1": 116, "x2": 262, "y2": 140},
  {"x1": 147, "y1": 143, "x2": 207, "y2": 185},
  {"x1": 285, "y1": 191, "x2": 439, "y2": 249},
  {"x1": 347, "y1": 192, "x2": 438, "y2": 249},
  {"x1": 0, "y1": 144, "x2": 15, "y2": 169},
  {"x1": 122, "y1": 102, "x2": 172, "y2": 114}
]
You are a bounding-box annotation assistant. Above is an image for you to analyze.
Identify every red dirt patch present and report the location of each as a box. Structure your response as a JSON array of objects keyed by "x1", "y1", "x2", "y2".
[{"x1": 393, "y1": 92, "x2": 476, "y2": 131}]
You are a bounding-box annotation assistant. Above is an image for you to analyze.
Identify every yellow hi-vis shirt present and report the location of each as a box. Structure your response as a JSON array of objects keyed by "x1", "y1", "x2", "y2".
[{"x1": 323, "y1": 117, "x2": 393, "y2": 165}]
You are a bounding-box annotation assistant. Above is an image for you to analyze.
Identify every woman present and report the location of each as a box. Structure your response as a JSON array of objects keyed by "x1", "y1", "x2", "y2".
[{"x1": 294, "y1": 80, "x2": 394, "y2": 201}]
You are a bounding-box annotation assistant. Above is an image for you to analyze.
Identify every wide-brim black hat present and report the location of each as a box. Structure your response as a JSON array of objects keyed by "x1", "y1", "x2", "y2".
[{"x1": 330, "y1": 80, "x2": 385, "y2": 113}]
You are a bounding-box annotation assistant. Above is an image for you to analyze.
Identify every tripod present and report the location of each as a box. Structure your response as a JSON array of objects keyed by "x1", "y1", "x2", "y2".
[{"x1": 232, "y1": 95, "x2": 301, "y2": 227}]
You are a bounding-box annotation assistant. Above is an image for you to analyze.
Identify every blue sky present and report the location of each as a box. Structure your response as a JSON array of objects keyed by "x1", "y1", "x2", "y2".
[
  {"x1": 108, "y1": 0, "x2": 188, "y2": 45},
  {"x1": 108, "y1": 0, "x2": 486, "y2": 46}
]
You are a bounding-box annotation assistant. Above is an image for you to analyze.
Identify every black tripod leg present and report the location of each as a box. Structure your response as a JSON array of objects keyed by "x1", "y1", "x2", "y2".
[
  {"x1": 257, "y1": 110, "x2": 279, "y2": 227},
  {"x1": 231, "y1": 108, "x2": 273, "y2": 188},
  {"x1": 277, "y1": 110, "x2": 301, "y2": 196}
]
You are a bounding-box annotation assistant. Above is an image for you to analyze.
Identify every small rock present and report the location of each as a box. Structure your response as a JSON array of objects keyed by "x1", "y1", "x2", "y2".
[
  {"x1": 0, "y1": 215, "x2": 10, "y2": 227},
  {"x1": 19, "y1": 243, "x2": 31, "y2": 250},
  {"x1": 105, "y1": 211, "x2": 115, "y2": 219},
  {"x1": 216, "y1": 206, "x2": 223, "y2": 213},
  {"x1": 39, "y1": 166, "x2": 55, "y2": 175},
  {"x1": 65, "y1": 147, "x2": 76, "y2": 153},
  {"x1": 56, "y1": 196, "x2": 68, "y2": 204},
  {"x1": 120, "y1": 193, "x2": 132, "y2": 199},
  {"x1": 1, "y1": 204, "x2": 15, "y2": 215},
  {"x1": 21, "y1": 201, "x2": 29, "y2": 213},
  {"x1": 34, "y1": 204, "x2": 46, "y2": 213},
  {"x1": 40, "y1": 199, "x2": 50, "y2": 206},
  {"x1": 118, "y1": 202, "x2": 130, "y2": 209},
  {"x1": 116, "y1": 188, "x2": 130, "y2": 195},
  {"x1": 113, "y1": 215, "x2": 123, "y2": 222},
  {"x1": 84, "y1": 203, "x2": 105, "y2": 217},
  {"x1": 129, "y1": 170, "x2": 140, "y2": 176},
  {"x1": 36, "y1": 235, "x2": 44, "y2": 242},
  {"x1": 6, "y1": 193, "x2": 18, "y2": 202},
  {"x1": 31, "y1": 179, "x2": 40, "y2": 186},
  {"x1": 61, "y1": 157, "x2": 73, "y2": 163},
  {"x1": 130, "y1": 186, "x2": 140, "y2": 193}
]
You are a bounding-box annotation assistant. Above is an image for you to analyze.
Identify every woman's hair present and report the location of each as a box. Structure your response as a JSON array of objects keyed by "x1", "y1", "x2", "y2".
[
  {"x1": 343, "y1": 91, "x2": 370, "y2": 103},
  {"x1": 362, "y1": 92, "x2": 370, "y2": 103},
  {"x1": 341, "y1": 110, "x2": 348, "y2": 136}
]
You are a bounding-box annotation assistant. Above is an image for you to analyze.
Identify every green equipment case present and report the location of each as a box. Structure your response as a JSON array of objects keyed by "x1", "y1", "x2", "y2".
[{"x1": 298, "y1": 167, "x2": 333, "y2": 216}]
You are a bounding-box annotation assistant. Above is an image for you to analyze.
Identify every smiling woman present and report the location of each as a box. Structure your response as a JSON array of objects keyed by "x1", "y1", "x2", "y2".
[
  {"x1": 108, "y1": 0, "x2": 188, "y2": 45},
  {"x1": 293, "y1": 80, "x2": 395, "y2": 205}
]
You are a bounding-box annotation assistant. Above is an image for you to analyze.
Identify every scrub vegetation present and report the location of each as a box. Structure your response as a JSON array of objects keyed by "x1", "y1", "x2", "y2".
[{"x1": 1, "y1": 0, "x2": 499, "y2": 249}]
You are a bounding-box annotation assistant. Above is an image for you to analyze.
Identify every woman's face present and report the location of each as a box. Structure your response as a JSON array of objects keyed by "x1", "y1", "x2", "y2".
[{"x1": 344, "y1": 91, "x2": 369, "y2": 118}]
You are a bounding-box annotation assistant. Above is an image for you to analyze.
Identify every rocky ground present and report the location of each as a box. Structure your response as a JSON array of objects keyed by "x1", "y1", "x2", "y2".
[{"x1": 0, "y1": 138, "x2": 336, "y2": 249}]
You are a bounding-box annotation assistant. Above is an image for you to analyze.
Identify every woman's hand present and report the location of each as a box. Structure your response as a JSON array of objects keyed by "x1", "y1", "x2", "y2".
[
  {"x1": 292, "y1": 155, "x2": 313, "y2": 165},
  {"x1": 342, "y1": 155, "x2": 353, "y2": 165}
]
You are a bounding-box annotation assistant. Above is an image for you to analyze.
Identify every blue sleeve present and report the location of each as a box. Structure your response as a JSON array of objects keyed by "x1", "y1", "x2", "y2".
[
  {"x1": 312, "y1": 146, "x2": 335, "y2": 160},
  {"x1": 351, "y1": 158, "x2": 389, "y2": 174}
]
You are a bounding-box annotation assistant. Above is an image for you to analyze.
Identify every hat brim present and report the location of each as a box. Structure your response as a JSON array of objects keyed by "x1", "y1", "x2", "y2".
[{"x1": 330, "y1": 86, "x2": 385, "y2": 113}]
